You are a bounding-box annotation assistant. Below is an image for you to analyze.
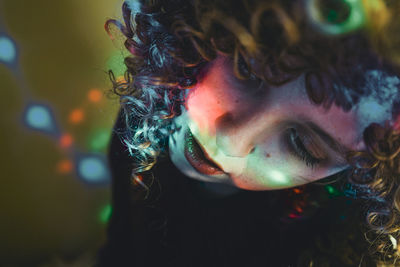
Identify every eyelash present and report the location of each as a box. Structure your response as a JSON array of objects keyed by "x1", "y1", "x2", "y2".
[{"x1": 287, "y1": 128, "x2": 321, "y2": 169}]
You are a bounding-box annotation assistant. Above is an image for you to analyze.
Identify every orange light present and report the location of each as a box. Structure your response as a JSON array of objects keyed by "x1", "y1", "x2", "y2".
[
  {"x1": 132, "y1": 174, "x2": 143, "y2": 186},
  {"x1": 88, "y1": 89, "x2": 103, "y2": 103},
  {"x1": 60, "y1": 133, "x2": 74, "y2": 148},
  {"x1": 293, "y1": 188, "x2": 301, "y2": 194},
  {"x1": 295, "y1": 205, "x2": 303, "y2": 213},
  {"x1": 116, "y1": 76, "x2": 126, "y2": 83},
  {"x1": 69, "y1": 109, "x2": 84, "y2": 124},
  {"x1": 57, "y1": 159, "x2": 73, "y2": 174}
]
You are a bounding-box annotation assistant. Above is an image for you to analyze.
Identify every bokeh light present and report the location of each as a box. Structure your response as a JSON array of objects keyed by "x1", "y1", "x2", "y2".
[
  {"x1": 307, "y1": 0, "x2": 366, "y2": 35},
  {"x1": 99, "y1": 204, "x2": 112, "y2": 224},
  {"x1": 56, "y1": 159, "x2": 73, "y2": 174},
  {"x1": 59, "y1": 133, "x2": 74, "y2": 148},
  {"x1": 69, "y1": 108, "x2": 84, "y2": 124},
  {"x1": 24, "y1": 104, "x2": 56, "y2": 133},
  {"x1": 0, "y1": 35, "x2": 16, "y2": 64},
  {"x1": 88, "y1": 89, "x2": 103, "y2": 103},
  {"x1": 293, "y1": 188, "x2": 302, "y2": 194},
  {"x1": 89, "y1": 129, "x2": 111, "y2": 152},
  {"x1": 325, "y1": 185, "x2": 341, "y2": 196},
  {"x1": 76, "y1": 155, "x2": 110, "y2": 183}
]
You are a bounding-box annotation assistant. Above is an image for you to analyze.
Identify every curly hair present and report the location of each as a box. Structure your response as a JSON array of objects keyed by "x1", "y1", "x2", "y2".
[{"x1": 106, "y1": 0, "x2": 400, "y2": 264}]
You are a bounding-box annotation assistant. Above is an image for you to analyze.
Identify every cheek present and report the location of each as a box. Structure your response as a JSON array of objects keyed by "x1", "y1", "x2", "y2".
[{"x1": 186, "y1": 83, "x2": 242, "y2": 136}]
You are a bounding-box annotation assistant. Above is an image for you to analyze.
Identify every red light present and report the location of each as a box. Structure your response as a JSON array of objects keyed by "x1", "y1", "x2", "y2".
[
  {"x1": 293, "y1": 188, "x2": 301, "y2": 194},
  {"x1": 295, "y1": 205, "x2": 303, "y2": 213},
  {"x1": 59, "y1": 134, "x2": 73, "y2": 148},
  {"x1": 57, "y1": 160, "x2": 73, "y2": 174}
]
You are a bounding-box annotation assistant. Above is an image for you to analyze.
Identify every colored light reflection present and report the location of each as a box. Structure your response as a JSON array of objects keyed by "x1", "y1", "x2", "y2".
[
  {"x1": 88, "y1": 89, "x2": 103, "y2": 103},
  {"x1": 89, "y1": 129, "x2": 111, "y2": 152},
  {"x1": 24, "y1": 104, "x2": 55, "y2": 133},
  {"x1": 69, "y1": 108, "x2": 84, "y2": 124},
  {"x1": 0, "y1": 35, "x2": 16, "y2": 64},
  {"x1": 77, "y1": 155, "x2": 110, "y2": 183},
  {"x1": 99, "y1": 204, "x2": 112, "y2": 224},
  {"x1": 269, "y1": 170, "x2": 289, "y2": 185}
]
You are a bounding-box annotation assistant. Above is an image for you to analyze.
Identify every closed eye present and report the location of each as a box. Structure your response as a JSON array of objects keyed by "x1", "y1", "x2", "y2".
[{"x1": 285, "y1": 127, "x2": 324, "y2": 169}]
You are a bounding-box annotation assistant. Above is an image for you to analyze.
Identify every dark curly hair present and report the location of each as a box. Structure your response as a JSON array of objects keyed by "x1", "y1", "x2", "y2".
[{"x1": 106, "y1": 0, "x2": 400, "y2": 264}]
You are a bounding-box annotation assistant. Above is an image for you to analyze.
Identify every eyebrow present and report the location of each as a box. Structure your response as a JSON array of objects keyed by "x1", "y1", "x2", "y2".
[{"x1": 304, "y1": 121, "x2": 351, "y2": 162}]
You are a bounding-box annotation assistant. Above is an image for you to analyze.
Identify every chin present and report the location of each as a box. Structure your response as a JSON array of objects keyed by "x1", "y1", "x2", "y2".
[{"x1": 229, "y1": 175, "x2": 293, "y2": 191}]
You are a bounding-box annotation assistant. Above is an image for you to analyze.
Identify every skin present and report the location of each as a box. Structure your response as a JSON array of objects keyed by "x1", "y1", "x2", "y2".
[{"x1": 169, "y1": 54, "x2": 398, "y2": 193}]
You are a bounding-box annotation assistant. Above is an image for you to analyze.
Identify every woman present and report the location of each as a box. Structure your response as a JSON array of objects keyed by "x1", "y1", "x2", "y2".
[{"x1": 97, "y1": 0, "x2": 400, "y2": 266}]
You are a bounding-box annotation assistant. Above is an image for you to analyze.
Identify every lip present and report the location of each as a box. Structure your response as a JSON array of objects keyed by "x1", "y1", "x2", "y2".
[{"x1": 184, "y1": 128, "x2": 226, "y2": 176}]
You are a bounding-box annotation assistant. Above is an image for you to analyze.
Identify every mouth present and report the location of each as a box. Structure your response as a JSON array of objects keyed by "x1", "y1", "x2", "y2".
[{"x1": 184, "y1": 128, "x2": 226, "y2": 176}]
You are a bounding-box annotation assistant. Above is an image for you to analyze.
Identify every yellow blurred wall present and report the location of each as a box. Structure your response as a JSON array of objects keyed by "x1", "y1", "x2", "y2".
[{"x1": 0, "y1": 0, "x2": 125, "y2": 265}]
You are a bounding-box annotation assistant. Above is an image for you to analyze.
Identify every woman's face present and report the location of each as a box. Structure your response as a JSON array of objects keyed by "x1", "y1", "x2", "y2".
[{"x1": 169, "y1": 54, "x2": 399, "y2": 190}]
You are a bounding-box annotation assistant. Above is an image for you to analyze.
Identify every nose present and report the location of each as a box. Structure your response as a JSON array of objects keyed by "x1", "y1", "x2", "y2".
[{"x1": 215, "y1": 112, "x2": 257, "y2": 158}]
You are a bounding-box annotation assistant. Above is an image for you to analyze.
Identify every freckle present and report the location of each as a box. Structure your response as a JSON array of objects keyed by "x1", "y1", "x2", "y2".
[{"x1": 266, "y1": 153, "x2": 271, "y2": 158}]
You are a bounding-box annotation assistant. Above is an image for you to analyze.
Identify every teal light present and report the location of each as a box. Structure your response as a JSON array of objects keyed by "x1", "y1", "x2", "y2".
[
  {"x1": 0, "y1": 36, "x2": 16, "y2": 64},
  {"x1": 25, "y1": 104, "x2": 53, "y2": 132},
  {"x1": 78, "y1": 157, "x2": 107, "y2": 182}
]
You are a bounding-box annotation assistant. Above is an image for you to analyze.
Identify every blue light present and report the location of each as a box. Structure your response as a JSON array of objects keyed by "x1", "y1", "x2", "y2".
[
  {"x1": 25, "y1": 104, "x2": 54, "y2": 132},
  {"x1": 0, "y1": 36, "x2": 16, "y2": 64},
  {"x1": 77, "y1": 156, "x2": 110, "y2": 183}
]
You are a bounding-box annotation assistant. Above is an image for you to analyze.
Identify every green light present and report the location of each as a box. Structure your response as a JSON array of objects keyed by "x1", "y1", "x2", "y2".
[
  {"x1": 326, "y1": 185, "x2": 335, "y2": 194},
  {"x1": 89, "y1": 129, "x2": 111, "y2": 152},
  {"x1": 309, "y1": 0, "x2": 367, "y2": 35},
  {"x1": 325, "y1": 185, "x2": 342, "y2": 196},
  {"x1": 269, "y1": 170, "x2": 289, "y2": 185},
  {"x1": 107, "y1": 50, "x2": 128, "y2": 77},
  {"x1": 99, "y1": 204, "x2": 112, "y2": 224}
]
